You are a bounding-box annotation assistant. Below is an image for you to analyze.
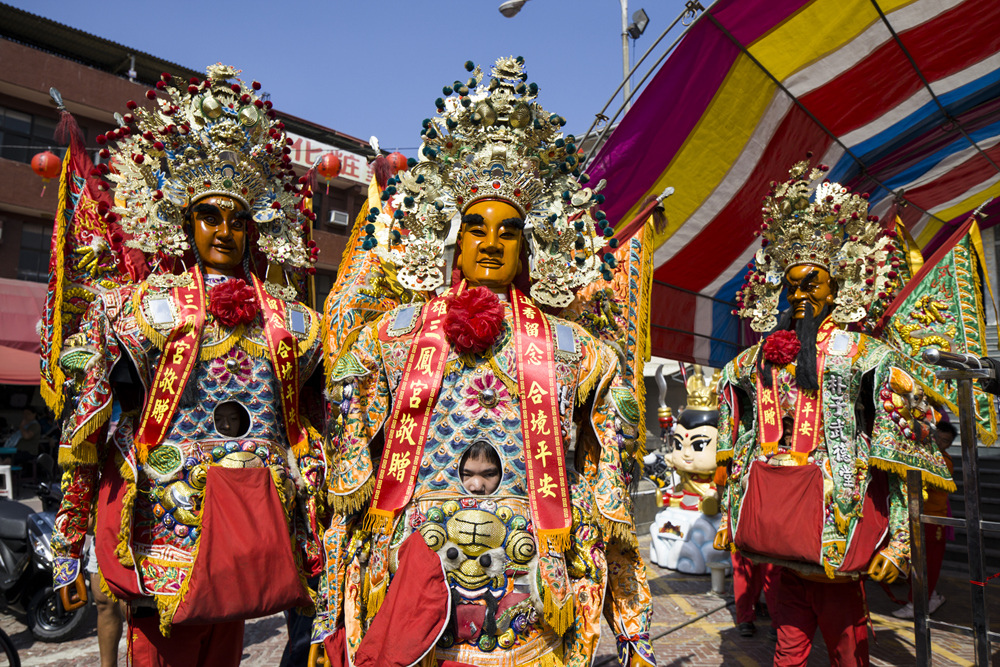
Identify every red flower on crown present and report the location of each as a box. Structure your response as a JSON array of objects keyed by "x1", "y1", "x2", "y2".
[
  {"x1": 444, "y1": 286, "x2": 505, "y2": 355},
  {"x1": 208, "y1": 278, "x2": 259, "y2": 329},
  {"x1": 763, "y1": 330, "x2": 800, "y2": 366}
]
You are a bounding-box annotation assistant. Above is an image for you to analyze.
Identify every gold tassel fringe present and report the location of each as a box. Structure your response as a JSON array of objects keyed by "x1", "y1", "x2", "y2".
[
  {"x1": 362, "y1": 508, "x2": 393, "y2": 535},
  {"x1": 543, "y1": 585, "x2": 575, "y2": 637},
  {"x1": 366, "y1": 578, "x2": 387, "y2": 620},
  {"x1": 833, "y1": 506, "x2": 852, "y2": 536},
  {"x1": 67, "y1": 402, "x2": 113, "y2": 450},
  {"x1": 576, "y1": 359, "x2": 601, "y2": 406},
  {"x1": 296, "y1": 419, "x2": 321, "y2": 460},
  {"x1": 599, "y1": 517, "x2": 638, "y2": 549},
  {"x1": 537, "y1": 644, "x2": 566, "y2": 667},
  {"x1": 42, "y1": 148, "x2": 73, "y2": 415},
  {"x1": 115, "y1": 479, "x2": 136, "y2": 567},
  {"x1": 97, "y1": 569, "x2": 117, "y2": 603},
  {"x1": 328, "y1": 476, "x2": 375, "y2": 516},
  {"x1": 633, "y1": 221, "x2": 655, "y2": 435},
  {"x1": 298, "y1": 308, "x2": 321, "y2": 357},
  {"x1": 199, "y1": 330, "x2": 242, "y2": 361},
  {"x1": 39, "y1": 382, "x2": 62, "y2": 419},
  {"x1": 237, "y1": 336, "x2": 270, "y2": 359},
  {"x1": 539, "y1": 529, "x2": 571, "y2": 554},
  {"x1": 133, "y1": 289, "x2": 169, "y2": 350},
  {"x1": 868, "y1": 457, "x2": 957, "y2": 493}
]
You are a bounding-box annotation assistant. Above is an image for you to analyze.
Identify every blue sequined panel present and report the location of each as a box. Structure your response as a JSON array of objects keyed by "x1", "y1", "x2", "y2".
[
  {"x1": 416, "y1": 347, "x2": 527, "y2": 498},
  {"x1": 168, "y1": 348, "x2": 285, "y2": 442}
]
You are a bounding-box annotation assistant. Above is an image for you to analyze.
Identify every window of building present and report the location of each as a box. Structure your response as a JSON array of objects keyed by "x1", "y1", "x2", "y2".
[
  {"x1": 312, "y1": 187, "x2": 355, "y2": 236},
  {"x1": 17, "y1": 222, "x2": 53, "y2": 283},
  {"x1": 314, "y1": 271, "x2": 336, "y2": 310},
  {"x1": 0, "y1": 106, "x2": 63, "y2": 164}
]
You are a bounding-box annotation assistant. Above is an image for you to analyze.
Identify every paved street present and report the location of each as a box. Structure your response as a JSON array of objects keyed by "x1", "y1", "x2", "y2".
[{"x1": 0, "y1": 532, "x2": 997, "y2": 666}]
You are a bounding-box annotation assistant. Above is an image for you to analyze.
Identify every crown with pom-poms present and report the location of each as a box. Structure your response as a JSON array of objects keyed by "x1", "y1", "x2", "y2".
[
  {"x1": 736, "y1": 160, "x2": 906, "y2": 332},
  {"x1": 98, "y1": 63, "x2": 317, "y2": 273},
  {"x1": 359, "y1": 57, "x2": 616, "y2": 308}
]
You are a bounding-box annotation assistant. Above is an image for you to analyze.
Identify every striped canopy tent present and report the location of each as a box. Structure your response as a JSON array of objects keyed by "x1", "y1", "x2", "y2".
[{"x1": 588, "y1": 0, "x2": 1000, "y2": 367}]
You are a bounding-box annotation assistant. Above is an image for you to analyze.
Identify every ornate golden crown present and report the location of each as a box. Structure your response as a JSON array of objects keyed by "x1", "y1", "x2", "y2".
[
  {"x1": 365, "y1": 57, "x2": 611, "y2": 307},
  {"x1": 737, "y1": 160, "x2": 905, "y2": 332},
  {"x1": 685, "y1": 365, "x2": 720, "y2": 411},
  {"x1": 103, "y1": 64, "x2": 313, "y2": 271}
]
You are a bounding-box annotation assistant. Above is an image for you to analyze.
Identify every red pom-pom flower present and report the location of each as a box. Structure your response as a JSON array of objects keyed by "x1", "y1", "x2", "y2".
[
  {"x1": 762, "y1": 330, "x2": 800, "y2": 366},
  {"x1": 208, "y1": 279, "x2": 259, "y2": 329},
  {"x1": 444, "y1": 286, "x2": 504, "y2": 355}
]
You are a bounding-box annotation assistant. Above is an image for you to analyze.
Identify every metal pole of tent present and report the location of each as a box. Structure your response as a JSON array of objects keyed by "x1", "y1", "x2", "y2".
[
  {"x1": 924, "y1": 347, "x2": 994, "y2": 666},
  {"x1": 954, "y1": 373, "x2": 990, "y2": 665},
  {"x1": 908, "y1": 468, "x2": 932, "y2": 665}
]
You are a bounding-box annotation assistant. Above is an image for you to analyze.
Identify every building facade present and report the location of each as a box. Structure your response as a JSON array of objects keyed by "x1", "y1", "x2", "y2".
[
  {"x1": 0, "y1": 3, "x2": 372, "y2": 313},
  {"x1": 0, "y1": 4, "x2": 373, "y2": 438}
]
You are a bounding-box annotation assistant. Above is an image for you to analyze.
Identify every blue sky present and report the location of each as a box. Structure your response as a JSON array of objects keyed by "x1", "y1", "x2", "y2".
[{"x1": 9, "y1": 0, "x2": 689, "y2": 154}]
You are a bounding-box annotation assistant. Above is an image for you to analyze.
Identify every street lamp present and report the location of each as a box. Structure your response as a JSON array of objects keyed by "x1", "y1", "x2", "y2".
[
  {"x1": 499, "y1": 1, "x2": 646, "y2": 110},
  {"x1": 499, "y1": 0, "x2": 529, "y2": 18},
  {"x1": 621, "y1": 4, "x2": 649, "y2": 109},
  {"x1": 628, "y1": 8, "x2": 649, "y2": 39}
]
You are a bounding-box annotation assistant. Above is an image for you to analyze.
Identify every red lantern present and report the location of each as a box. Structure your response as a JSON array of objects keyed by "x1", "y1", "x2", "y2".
[
  {"x1": 387, "y1": 151, "x2": 408, "y2": 175},
  {"x1": 316, "y1": 153, "x2": 341, "y2": 194},
  {"x1": 31, "y1": 151, "x2": 62, "y2": 197}
]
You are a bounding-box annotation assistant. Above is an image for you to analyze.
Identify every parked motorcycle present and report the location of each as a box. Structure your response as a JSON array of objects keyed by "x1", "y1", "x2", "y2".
[{"x1": 0, "y1": 469, "x2": 89, "y2": 642}]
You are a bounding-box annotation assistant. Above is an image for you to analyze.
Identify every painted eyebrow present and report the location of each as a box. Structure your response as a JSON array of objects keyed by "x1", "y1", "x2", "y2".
[
  {"x1": 192, "y1": 203, "x2": 221, "y2": 216},
  {"x1": 784, "y1": 269, "x2": 821, "y2": 290},
  {"x1": 500, "y1": 216, "x2": 525, "y2": 231}
]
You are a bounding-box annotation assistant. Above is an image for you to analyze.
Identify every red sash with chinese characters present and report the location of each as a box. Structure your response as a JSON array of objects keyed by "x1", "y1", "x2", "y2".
[
  {"x1": 366, "y1": 295, "x2": 451, "y2": 533},
  {"x1": 252, "y1": 276, "x2": 308, "y2": 456},
  {"x1": 756, "y1": 321, "x2": 835, "y2": 462},
  {"x1": 135, "y1": 268, "x2": 205, "y2": 463},
  {"x1": 511, "y1": 288, "x2": 572, "y2": 552}
]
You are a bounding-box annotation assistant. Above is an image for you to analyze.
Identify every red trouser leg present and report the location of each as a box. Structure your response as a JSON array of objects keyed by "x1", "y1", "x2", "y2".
[
  {"x1": 908, "y1": 524, "x2": 947, "y2": 602},
  {"x1": 771, "y1": 569, "x2": 818, "y2": 667},
  {"x1": 814, "y1": 578, "x2": 869, "y2": 667},
  {"x1": 925, "y1": 524, "x2": 947, "y2": 596},
  {"x1": 732, "y1": 551, "x2": 764, "y2": 624},
  {"x1": 761, "y1": 564, "x2": 779, "y2": 616},
  {"x1": 129, "y1": 614, "x2": 245, "y2": 667}
]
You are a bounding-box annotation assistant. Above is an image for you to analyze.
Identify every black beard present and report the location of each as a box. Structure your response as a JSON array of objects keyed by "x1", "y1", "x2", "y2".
[
  {"x1": 758, "y1": 306, "x2": 825, "y2": 390},
  {"x1": 793, "y1": 307, "x2": 822, "y2": 390}
]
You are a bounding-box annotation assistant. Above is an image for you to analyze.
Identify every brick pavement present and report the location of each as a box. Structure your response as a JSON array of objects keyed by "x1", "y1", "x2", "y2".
[{"x1": 1, "y1": 532, "x2": 997, "y2": 665}]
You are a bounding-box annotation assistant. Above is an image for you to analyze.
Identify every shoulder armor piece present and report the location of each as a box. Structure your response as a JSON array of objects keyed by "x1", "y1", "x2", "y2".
[
  {"x1": 146, "y1": 272, "x2": 194, "y2": 292},
  {"x1": 263, "y1": 281, "x2": 299, "y2": 302},
  {"x1": 329, "y1": 350, "x2": 370, "y2": 382},
  {"x1": 610, "y1": 386, "x2": 640, "y2": 425}
]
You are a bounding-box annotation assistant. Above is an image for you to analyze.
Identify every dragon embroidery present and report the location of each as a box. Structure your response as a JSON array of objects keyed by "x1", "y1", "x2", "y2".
[{"x1": 892, "y1": 294, "x2": 957, "y2": 355}]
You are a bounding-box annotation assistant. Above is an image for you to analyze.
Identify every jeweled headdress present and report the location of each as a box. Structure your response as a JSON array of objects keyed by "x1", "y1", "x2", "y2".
[
  {"x1": 102, "y1": 64, "x2": 313, "y2": 271},
  {"x1": 737, "y1": 160, "x2": 905, "y2": 332},
  {"x1": 364, "y1": 57, "x2": 611, "y2": 307}
]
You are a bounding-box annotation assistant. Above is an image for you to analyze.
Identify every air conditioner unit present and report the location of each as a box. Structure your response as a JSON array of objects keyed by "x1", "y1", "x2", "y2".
[{"x1": 329, "y1": 210, "x2": 350, "y2": 226}]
